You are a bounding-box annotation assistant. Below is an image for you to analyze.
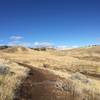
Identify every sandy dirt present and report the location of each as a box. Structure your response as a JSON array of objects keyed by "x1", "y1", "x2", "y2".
[{"x1": 14, "y1": 63, "x2": 73, "y2": 100}]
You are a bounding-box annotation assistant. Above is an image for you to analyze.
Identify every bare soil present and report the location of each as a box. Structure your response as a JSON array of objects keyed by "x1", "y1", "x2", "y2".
[{"x1": 14, "y1": 63, "x2": 73, "y2": 100}]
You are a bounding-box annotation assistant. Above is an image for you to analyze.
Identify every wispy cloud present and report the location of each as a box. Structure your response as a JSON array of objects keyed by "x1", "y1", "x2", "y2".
[
  {"x1": 56, "y1": 45, "x2": 79, "y2": 50},
  {"x1": 10, "y1": 35, "x2": 23, "y2": 40},
  {"x1": 7, "y1": 40, "x2": 20, "y2": 46},
  {"x1": 8, "y1": 41, "x2": 32, "y2": 47},
  {"x1": 33, "y1": 42, "x2": 54, "y2": 48},
  {"x1": 8, "y1": 35, "x2": 25, "y2": 46},
  {"x1": 57, "y1": 45, "x2": 69, "y2": 50},
  {"x1": 8, "y1": 41, "x2": 54, "y2": 47}
]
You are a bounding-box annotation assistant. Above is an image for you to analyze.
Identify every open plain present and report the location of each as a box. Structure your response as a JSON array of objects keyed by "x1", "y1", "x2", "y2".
[{"x1": 0, "y1": 46, "x2": 100, "y2": 100}]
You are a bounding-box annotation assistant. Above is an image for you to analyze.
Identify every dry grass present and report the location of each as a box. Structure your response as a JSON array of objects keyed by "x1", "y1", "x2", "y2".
[
  {"x1": 0, "y1": 46, "x2": 100, "y2": 99},
  {"x1": 0, "y1": 59, "x2": 29, "y2": 100}
]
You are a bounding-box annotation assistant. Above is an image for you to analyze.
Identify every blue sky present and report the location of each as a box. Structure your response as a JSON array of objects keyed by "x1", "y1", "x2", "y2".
[{"x1": 0, "y1": 0, "x2": 100, "y2": 47}]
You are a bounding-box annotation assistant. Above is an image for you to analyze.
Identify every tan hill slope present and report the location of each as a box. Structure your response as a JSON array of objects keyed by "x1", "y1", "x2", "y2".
[
  {"x1": 61, "y1": 46, "x2": 100, "y2": 62},
  {"x1": 14, "y1": 63, "x2": 100, "y2": 100},
  {"x1": 0, "y1": 45, "x2": 100, "y2": 100},
  {"x1": 2, "y1": 46, "x2": 34, "y2": 53}
]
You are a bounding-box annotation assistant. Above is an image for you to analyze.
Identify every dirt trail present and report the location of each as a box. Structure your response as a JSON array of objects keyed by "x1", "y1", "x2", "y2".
[{"x1": 14, "y1": 63, "x2": 73, "y2": 100}]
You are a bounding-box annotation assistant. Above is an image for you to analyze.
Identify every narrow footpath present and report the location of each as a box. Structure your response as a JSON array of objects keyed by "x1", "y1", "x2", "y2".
[{"x1": 14, "y1": 63, "x2": 73, "y2": 100}]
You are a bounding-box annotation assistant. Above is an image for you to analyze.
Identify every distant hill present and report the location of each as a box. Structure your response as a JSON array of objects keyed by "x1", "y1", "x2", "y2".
[
  {"x1": 65, "y1": 45, "x2": 100, "y2": 54},
  {"x1": 31, "y1": 47, "x2": 56, "y2": 51},
  {"x1": 0, "y1": 46, "x2": 10, "y2": 50},
  {"x1": 63, "y1": 45, "x2": 100, "y2": 62},
  {"x1": 2, "y1": 46, "x2": 33, "y2": 53}
]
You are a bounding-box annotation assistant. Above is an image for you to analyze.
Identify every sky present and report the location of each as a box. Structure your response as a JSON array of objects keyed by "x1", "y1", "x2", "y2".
[{"x1": 0, "y1": 0, "x2": 100, "y2": 48}]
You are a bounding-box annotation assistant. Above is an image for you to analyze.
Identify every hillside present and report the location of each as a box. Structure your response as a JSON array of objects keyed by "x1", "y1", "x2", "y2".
[
  {"x1": 0, "y1": 46, "x2": 100, "y2": 100},
  {"x1": 60, "y1": 46, "x2": 100, "y2": 62},
  {"x1": 2, "y1": 46, "x2": 34, "y2": 53}
]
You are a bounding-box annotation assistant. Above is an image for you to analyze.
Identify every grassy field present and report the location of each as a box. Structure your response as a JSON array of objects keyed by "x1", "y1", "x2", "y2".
[
  {"x1": 0, "y1": 59, "x2": 29, "y2": 100},
  {"x1": 0, "y1": 46, "x2": 100, "y2": 100}
]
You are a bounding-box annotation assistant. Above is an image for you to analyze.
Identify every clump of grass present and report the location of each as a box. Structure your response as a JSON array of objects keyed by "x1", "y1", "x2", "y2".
[
  {"x1": 0, "y1": 64, "x2": 10, "y2": 75},
  {"x1": 71, "y1": 72, "x2": 91, "y2": 84},
  {"x1": 0, "y1": 62, "x2": 29, "y2": 100},
  {"x1": 63, "y1": 79, "x2": 100, "y2": 100}
]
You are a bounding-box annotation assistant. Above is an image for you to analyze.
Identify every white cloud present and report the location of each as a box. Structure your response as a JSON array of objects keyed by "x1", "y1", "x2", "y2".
[
  {"x1": 56, "y1": 45, "x2": 79, "y2": 50},
  {"x1": 7, "y1": 40, "x2": 20, "y2": 46},
  {"x1": 34, "y1": 42, "x2": 39, "y2": 46},
  {"x1": 7, "y1": 40, "x2": 33, "y2": 47},
  {"x1": 33, "y1": 42, "x2": 54, "y2": 48},
  {"x1": 19, "y1": 42, "x2": 32, "y2": 47},
  {"x1": 10, "y1": 35, "x2": 23, "y2": 40},
  {"x1": 7, "y1": 39, "x2": 79, "y2": 49},
  {"x1": 57, "y1": 45, "x2": 69, "y2": 50},
  {"x1": 8, "y1": 35, "x2": 26, "y2": 46}
]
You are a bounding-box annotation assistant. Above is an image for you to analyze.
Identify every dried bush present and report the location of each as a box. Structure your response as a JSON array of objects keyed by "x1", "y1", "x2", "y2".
[
  {"x1": 71, "y1": 72, "x2": 91, "y2": 84},
  {"x1": 0, "y1": 64, "x2": 10, "y2": 75}
]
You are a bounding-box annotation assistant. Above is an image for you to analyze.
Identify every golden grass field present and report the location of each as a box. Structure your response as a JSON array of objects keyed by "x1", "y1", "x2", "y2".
[{"x1": 0, "y1": 46, "x2": 100, "y2": 100}]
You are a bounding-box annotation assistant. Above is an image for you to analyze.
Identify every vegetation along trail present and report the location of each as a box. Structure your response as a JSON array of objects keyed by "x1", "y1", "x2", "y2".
[{"x1": 14, "y1": 63, "x2": 75, "y2": 100}]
